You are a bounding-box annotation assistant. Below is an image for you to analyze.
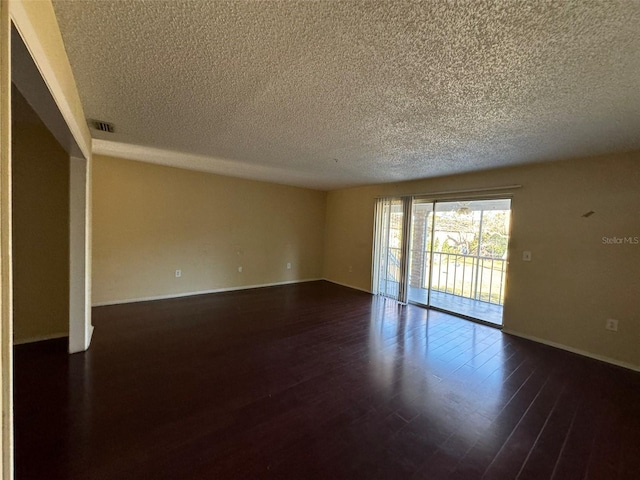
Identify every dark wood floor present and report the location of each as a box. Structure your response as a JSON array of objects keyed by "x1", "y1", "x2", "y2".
[{"x1": 14, "y1": 281, "x2": 640, "y2": 479}]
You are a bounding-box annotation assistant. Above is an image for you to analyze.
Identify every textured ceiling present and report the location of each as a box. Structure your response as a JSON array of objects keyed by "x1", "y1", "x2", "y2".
[{"x1": 52, "y1": 1, "x2": 640, "y2": 190}]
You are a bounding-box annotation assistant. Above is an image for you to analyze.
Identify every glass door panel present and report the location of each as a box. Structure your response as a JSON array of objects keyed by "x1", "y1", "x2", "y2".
[
  {"x1": 429, "y1": 199, "x2": 511, "y2": 325},
  {"x1": 407, "y1": 200, "x2": 433, "y2": 305}
]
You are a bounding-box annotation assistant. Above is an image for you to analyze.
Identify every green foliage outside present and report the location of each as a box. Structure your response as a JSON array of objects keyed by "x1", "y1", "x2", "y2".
[
  {"x1": 433, "y1": 210, "x2": 509, "y2": 259},
  {"x1": 425, "y1": 209, "x2": 510, "y2": 304}
]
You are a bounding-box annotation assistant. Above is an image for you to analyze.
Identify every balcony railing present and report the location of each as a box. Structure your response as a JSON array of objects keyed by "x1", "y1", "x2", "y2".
[
  {"x1": 383, "y1": 248, "x2": 507, "y2": 305},
  {"x1": 427, "y1": 251, "x2": 506, "y2": 305}
]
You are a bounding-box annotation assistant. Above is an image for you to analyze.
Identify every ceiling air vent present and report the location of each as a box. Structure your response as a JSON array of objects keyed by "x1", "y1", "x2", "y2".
[{"x1": 90, "y1": 119, "x2": 114, "y2": 133}]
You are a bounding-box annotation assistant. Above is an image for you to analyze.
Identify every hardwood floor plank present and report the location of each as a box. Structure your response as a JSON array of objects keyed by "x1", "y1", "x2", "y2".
[
  {"x1": 13, "y1": 281, "x2": 640, "y2": 479},
  {"x1": 550, "y1": 397, "x2": 604, "y2": 480},
  {"x1": 482, "y1": 372, "x2": 565, "y2": 479},
  {"x1": 515, "y1": 385, "x2": 579, "y2": 480}
]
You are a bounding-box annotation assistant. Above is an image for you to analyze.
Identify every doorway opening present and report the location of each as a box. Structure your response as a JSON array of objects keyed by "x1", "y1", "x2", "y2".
[
  {"x1": 373, "y1": 196, "x2": 512, "y2": 326},
  {"x1": 10, "y1": 23, "x2": 92, "y2": 352}
]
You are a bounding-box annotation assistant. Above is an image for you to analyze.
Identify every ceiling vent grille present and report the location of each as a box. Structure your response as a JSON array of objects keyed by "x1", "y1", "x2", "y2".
[{"x1": 90, "y1": 119, "x2": 114, "y2": 133}]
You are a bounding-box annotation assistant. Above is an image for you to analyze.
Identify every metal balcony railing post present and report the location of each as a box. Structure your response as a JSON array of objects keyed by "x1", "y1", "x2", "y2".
[
  {"x1": 437, "y1": 252, "x2": 442, "y2": 293},
  {"x1": 489, "y1": 258, "x2": 494, "y2": 304},
  {"x1": 452, "y1": 254, "x2": 458, "y2": 296},
  {"x1": 474, "y1": 210, "x2": 484, "y2": 300},
  {"x1": 462, "y1": 255, "x2": 466, "y2": 297},
  {"x1": 499, "y1": 260, "x2": 506, "y2": 305}
]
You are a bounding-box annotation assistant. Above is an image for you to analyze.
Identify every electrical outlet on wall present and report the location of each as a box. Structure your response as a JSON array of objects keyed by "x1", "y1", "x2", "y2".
[
  {"x1": 175, "y1": 269, "x2": 182, "y2": 278},
  {"x1": 605, "y1": 318, "x2": 618, "y2": 332},
  {"x1": 286, "y1": 262, "x2": 291, "y2": 270}
]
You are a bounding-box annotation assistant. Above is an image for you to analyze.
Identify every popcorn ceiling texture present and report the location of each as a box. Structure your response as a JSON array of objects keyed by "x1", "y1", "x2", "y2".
[{"x1": 52, "y1": 1, "x2": 640, "y2": 190}]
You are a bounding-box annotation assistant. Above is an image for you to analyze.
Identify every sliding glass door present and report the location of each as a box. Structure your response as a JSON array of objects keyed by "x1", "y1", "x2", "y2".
[
  {"x1": 374, "y1": 196, "x2": 511, "y2": 326},
  {"x1": 374, "y1": 198, "x2": 406, "y2": 300}
]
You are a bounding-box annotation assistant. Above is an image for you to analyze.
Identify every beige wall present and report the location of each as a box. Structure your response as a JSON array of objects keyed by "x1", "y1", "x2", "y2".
[
  {"x1": 324, "y1": 152, "x2": 640, "y2": 369},
  {"x1": 11, "y1": 88, "x2": 69, "y2": 343},
  {"x1": 92, "y1": 155, "x2": 326, "y2": 304}
]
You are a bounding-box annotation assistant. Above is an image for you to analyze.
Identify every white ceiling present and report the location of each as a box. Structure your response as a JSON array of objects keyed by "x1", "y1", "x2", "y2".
[{"x1": 52, "y1": 1, "x2": 640, "y2": 190}]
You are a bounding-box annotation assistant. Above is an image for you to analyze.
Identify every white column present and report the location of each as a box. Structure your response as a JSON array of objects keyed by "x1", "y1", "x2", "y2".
[{"x1": 69, "y1": 156, "x2": 93, "y2": 353}]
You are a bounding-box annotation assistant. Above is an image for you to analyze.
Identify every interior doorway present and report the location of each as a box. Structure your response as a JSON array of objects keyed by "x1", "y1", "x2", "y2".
[
  {"x1": 373, "y1": 196, "x2": 512, "y2": 326},
  {"x1": 10, "y1": 24, "x2": 92, "y2": 352}
]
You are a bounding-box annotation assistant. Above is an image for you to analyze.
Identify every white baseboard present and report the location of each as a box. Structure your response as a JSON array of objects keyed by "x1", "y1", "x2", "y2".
[
  {"x1": 13, "y1": 332, "x2": 68, "y2": 346},
  {"x1": 502, "y1": 328, "x2": 640, "y2": 373},
  {"x1": 87, "y1": 324, "x2": 94, "y2": 347},
  {"x1": 92, "y1": 278, "x2": 324, "y2": 307},
  {"x1": 322, "y1": 278, "x2": 372, "y2": 294}
]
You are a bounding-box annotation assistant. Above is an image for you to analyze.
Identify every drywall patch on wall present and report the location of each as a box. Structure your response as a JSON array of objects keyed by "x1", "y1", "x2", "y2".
[{"x1": 92, "y1": 155, "x2": 327, "y2": 305}]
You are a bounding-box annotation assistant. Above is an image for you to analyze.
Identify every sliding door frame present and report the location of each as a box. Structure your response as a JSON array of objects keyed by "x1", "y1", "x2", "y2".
[
  {"x1": 374, "y1": 192, "x2": 515, "y2": 327},
  {"x1": 372, "y1": 196, "x2": 412, "y2": 303}
]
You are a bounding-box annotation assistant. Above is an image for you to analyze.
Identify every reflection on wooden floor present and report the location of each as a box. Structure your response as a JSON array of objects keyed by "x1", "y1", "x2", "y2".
[{"x1": 408, "y1": 287, "x2": 504, "y2": 325}]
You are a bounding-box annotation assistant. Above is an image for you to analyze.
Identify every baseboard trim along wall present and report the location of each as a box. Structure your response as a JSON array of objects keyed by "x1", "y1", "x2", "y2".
[
  {"x1": 13, "y1": 332, "x2": 68, "y2": 346},
  {"x1": 92, "y1": 278, "x2": 324, "y2": 307},
  {"x1": 322, "y1": 279, "x2": 372, "y2": 294},
  {"x1": 502, "y1": 328, "x2": 640, "y2": 373}
]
